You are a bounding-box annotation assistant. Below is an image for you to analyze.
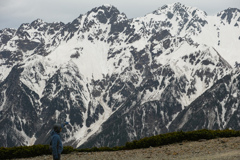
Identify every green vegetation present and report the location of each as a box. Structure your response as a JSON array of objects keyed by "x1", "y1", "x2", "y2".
[
  {"x1": 124, "y1": 129, "x2": 240, "y2": 149},
  {"x1": 0, "y1": 145, "x2": 74, "y2": 159},
  {"x1": 1, "y1": 129, "x2": 240, "y2": 159}
]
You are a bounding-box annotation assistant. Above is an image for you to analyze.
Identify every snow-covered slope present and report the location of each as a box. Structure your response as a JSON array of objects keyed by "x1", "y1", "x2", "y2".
[
  {"x1": 0, "y1": 3, "x2": 239, "y2": 148},
  {"x1": 169, "y1": 69, "x2": 240, "y2": 132}
]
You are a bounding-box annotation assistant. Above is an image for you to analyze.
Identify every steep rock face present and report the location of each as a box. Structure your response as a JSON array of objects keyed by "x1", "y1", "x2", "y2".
[
  {"x1": 0, "y1": 28, "x2": 16, "y2": 47},
  {"x1": 7, "y1": 19, "x2": 65, "y2": 57},
  {"x1": 133, "y1": 2, "x2": 208, "y2": 38},
  {"x1": 34, "y1": 61, "x2": 90, "y2": 145},
  {"x1": 0, "y1": 65, "x2": 40, "y2": 147},
  {"x1": 80, "y1": 43, "x2": 232, "y2": 148},
  {"x1": 0, "y1": 3, "x2": 239, "y2": 148},
  {"x1": 0, "y1": 20, "x2": 65, "y2": 82},
  {"x1": 169, "y1": 70, "x2": 240, "y2": 132}
]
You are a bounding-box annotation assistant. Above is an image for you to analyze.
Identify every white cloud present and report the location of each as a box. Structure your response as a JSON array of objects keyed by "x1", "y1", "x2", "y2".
[{"x1": 0, "y1": 0, "x2": 240, "y2": 29}]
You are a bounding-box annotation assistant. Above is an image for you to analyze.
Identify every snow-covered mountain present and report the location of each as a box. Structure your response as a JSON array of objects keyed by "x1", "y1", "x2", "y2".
[{"x1": 0, "y1": 3, "x2": 240, "y2": 148}]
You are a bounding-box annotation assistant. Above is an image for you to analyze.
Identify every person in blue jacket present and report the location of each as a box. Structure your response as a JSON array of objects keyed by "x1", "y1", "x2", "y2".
[{"x1": 51, "y1": 122, "x2": 69, "y2": 160}]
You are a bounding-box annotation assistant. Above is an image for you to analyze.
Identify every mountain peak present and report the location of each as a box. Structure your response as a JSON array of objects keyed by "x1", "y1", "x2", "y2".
[
  {"x1": 217, "y1": 8, "x2": 240, "y2": 24},
  {"x1": 102, "y1": 4, "x2": 113, "y2": 8},
  {"x1": 87, "y1": 4, "x2": 120, "y2": 16},
  {"x1": 159, "y1": 2, "x2": 184, "y2": 10},
  {"x1": 153, "y1": 2, "x2": 207, "y2": 17},
  {"x1": 85, "y1": 4, "x2": 127, "y2": 24},
  {"x1": 170, "y1": 2, "x2": 184, "y2": 7},
  {"x1": 30, "y1": 19, "x2": 46, "y2": 26}
]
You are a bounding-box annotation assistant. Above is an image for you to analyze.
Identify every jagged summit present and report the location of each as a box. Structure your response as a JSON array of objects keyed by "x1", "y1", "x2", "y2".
[
  {"x1": 30, "y1": 18, "x2": 45, "y2": 25},
  {"x1": 152, "y1": 2, "x2": 207, "y2": 18},
  {"x1": 217, "y1": 8, "x2": 240, "y2": 24},
  {"x1": 86, "y1": 4, "x2": 125, "y2": 19},
  {"x1": 17, "y1": 19, "x2": 47, "y2": 31}
]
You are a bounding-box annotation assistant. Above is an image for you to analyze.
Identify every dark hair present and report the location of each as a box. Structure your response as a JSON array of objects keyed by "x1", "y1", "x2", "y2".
[{"x1": 53, "y1": 123, "x2": 62, "y2": 133}]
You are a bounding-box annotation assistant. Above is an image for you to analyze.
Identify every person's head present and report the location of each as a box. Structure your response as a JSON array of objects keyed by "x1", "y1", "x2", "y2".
[{"x1": 53, "y1": 123, "x2": 62, "y2": 133}]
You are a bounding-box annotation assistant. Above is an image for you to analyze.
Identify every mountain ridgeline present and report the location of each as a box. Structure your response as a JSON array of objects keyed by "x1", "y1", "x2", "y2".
[{"x1": 0, "y1": 3, "x2": 240, "y2": 148}]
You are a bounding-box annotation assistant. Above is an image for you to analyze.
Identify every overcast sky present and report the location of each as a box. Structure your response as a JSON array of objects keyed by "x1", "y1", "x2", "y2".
[{"x1": 0, "y1": 0, "x2": 240, "y2": 30}]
